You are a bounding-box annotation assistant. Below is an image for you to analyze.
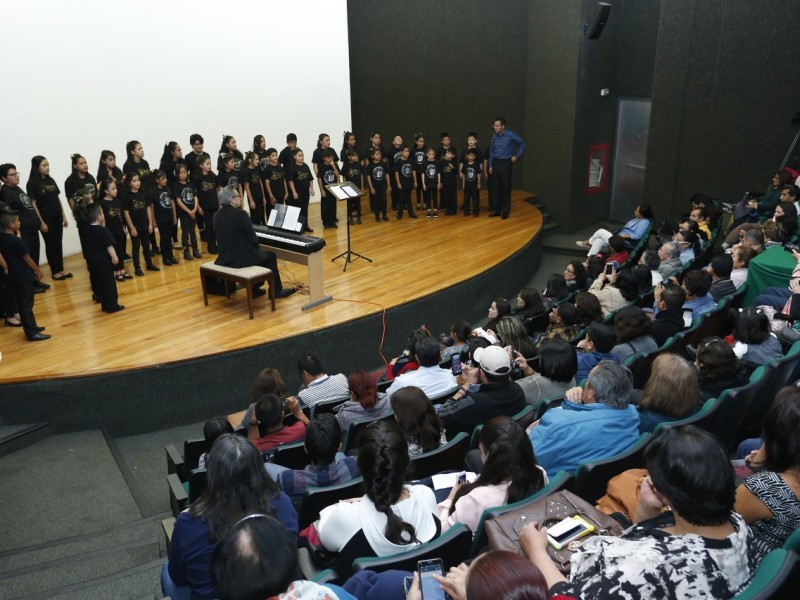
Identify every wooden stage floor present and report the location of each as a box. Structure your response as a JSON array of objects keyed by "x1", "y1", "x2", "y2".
[{"x1": 0, "y1": 191, "x2": 541, "y2": 383}]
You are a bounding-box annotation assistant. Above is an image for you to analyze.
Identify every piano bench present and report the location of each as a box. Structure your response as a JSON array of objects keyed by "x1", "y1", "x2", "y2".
[{"x1": 199, "y1": 262, "x2": 276, "y2": 319}]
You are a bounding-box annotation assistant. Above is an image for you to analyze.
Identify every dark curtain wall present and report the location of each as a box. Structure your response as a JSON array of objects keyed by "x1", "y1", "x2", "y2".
[
  {"x1": 347, "y1": 0, "x2": 529, "y2": 165},
  {"x1": 645, "y1": 0, "x2": 800, "y2": 217}
]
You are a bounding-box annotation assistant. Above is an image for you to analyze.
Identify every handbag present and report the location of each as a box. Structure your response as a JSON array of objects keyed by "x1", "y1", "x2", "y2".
[{"x1": 484, "y1": 489, "x2": 623, "y2": 574}]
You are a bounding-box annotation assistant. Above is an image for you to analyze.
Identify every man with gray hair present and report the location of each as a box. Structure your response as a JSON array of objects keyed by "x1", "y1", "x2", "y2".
[
  {"x1": 527, "y1": 360, "x2": 640, "y2": 478},
  {"x1": 213, "y1": 187, "x2": 295, "y2": 298},
  {"x1": 656, "y1": 241, "x2": 683, "y2": 279}
]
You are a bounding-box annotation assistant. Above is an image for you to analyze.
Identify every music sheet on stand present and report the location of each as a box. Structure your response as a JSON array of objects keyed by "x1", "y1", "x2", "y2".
[{"x1": 267, "y1": 204, "x2": 303, "y2": 232}]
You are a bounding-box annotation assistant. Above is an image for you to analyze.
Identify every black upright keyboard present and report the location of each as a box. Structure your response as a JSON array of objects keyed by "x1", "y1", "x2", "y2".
[{"x1": 253, "y1": 225, "x2": 326, "y2": 254}]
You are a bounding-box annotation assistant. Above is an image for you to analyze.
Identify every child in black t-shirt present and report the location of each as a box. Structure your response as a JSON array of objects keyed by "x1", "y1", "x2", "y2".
[
  {"x1": 82, "y1": 203, "x2": 123, "y2": 314},
  {"x1": 340, "y1": 131, "x2": 357, "y2": 168},
  {"x1": 151, "y1": 170, "x2": 178, "y2": 265},
  {"x1": 386, "y1": 135, "x2": 404, "y2": 211},
  {"x1": 394, "y1": 146, "x2": 418, "y2": 220},
  {"x1": 422, "y1": 147, "x2": 441, "y2": 218},
  {"x1": 0, "y1": 211, "x2": 49, "y2": 340},
  {"x1": 216, "y1": 155, "x2": 240, "y2": 193},
  {"x1": 365, "y1": 149, "x2": 390, "y2": 222},
  {"x1": 312, "y1": 134, "x2": 340, "y2": 177},
  {"x1": 98, "y1": 179, "x2": 131, "y2": 281},
  {"x1": 288, "y1": 148, "x2": 315, "y2": 233},
  {"x1": 195, "y1": 157, "x2": 219, "y2": 254},
  {"x1": 362, "y1": 131, "x2": 384, "y2": 169},
  {"x1": 174, "y1": 164, "x2": 201, "y2": 261},
  {"x1": 436, "y1": 133, "x2": 457, "y2": 164},
  {"x1": 217, "y1": 135, "x2": 244, "y2": 172},
  {"x1": 243, "y1": 152, "x2": 266, "y2": 226},
  {"x1": 121, "y1": 172, "x2": 158, "y2": 276},
  {"x1": 264, "y1": 148, "x2": 288, "y2": 216},
  {"x1": 278, "y1": 133, "x2": 298, "y2": 172},
  {"x1": 440, "y1": 148, "x2": 458, "y2": 215},
  {"x1": 412, "y1": 133, "x2": 427, "y2": 210},
  {"x1": 317, "y1": 150, "x2": 340, "y2": 229},
  {"x1": 459, "y1": 132, "x2": 484, "y2": 173},
  {"x1": 461, "y1": 149, "x2": 483, "y2": 216},
  {"x1": 341, "y1": 149, "x2": 363, "y2": 225}
]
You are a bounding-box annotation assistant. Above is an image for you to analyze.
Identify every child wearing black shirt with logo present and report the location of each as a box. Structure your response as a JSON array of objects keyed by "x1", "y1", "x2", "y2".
[
  {"x1": 151, "y1": 170, "x2": 178, "y2": 265},
  {"x1": 264, "y1": 148, "x2": 288, "y2": 215},
  {"x1": 216, "y1": 155, "x2": 240, "y2": 193},
  {"x1": 288, "y1": 148, "x2": 315, "y2": 233},
  {"x1": 394, "y1": 146, "x2": 418, "y2": 220},
  {"x1": 436, "y1": 133, "x2": 457, "y2": 163},
  {"x1": 341, "y1": 149, "x2": 363, "y2": 225},
  {"x1": 412, "y1": 134, "x2": 427, "y2": 210},
  {"x1": 96, "y1": 150, "x2": 123, "y2": 186},
  {"x1": 195, "y1": 157, "x2": 219, "y2": 254},
  {"x1": 121, "y1": 173, "x2": 158, "y2": 276},
  {"x1": 422, "y1": 147, "x2": 441, "y2": 218},
  {"x1": 243, "y1": 152, "x2": 266, "y2": 226},
  {"x1": 386, "y1": 135, "x2": 404, "y2": 211},
  {"x1": 461, "y1": 149, "x2": 483, "y2": 216},
  {"x1": 98, "y1": 179, "x2": 131, "y2": 281},
  {"x1": 279, "y1": 133, "x2": 298, "y2": 172},
  {"x1": 64, "y1": 153, "x2": 97, "y2": 211},
  {"x1": 317, "y1": 150, "x2": 340, "y2": 229},
  {"x1": 365, "y1": 149, "x2": 390, "y2": 222},
  {"x1": 440, "y1": 148, "x2": 458, "y2": 215},
  {"x1": 174, "y1": 165, "x2": 200, "y2": 261},
  {"x1": 312, "y1": 134, "x2": 340, "y2": 177},
  {"x1": 217, "y1": 135, "x2": 244, "y2": 172},
  {"x1": 26, "y1": 156, "x2": 70, "y2": 280}
]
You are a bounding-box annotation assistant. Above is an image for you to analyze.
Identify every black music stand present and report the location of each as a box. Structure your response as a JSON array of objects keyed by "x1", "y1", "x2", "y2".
[{"x1": 327, "y1": 182, "x2": 372, "y2": 272}]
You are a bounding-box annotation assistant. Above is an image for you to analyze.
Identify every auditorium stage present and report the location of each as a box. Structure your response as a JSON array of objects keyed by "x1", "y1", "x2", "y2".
[{"x1": 0, "y1": 191, "x2": 542, "y2": 435}]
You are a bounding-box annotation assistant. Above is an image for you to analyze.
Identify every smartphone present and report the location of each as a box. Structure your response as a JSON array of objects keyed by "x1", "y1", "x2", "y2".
[
  {"x1": 418, "y1": 558, "x2": 446, "y2": 600},
  {"x1": 546, "y1": 515, "x2": 595, "y2": 550},
  {"x1": 605, "y1": 263, "x2": 614, "y2": 275},
  {"x1": 682, "y1": 308, "x2": 693, "y2": 328},
  {"x1": 457, "y1": 471, "x2": 467, "y2": 484},
  {"x1": 451, "y1": 353, "x2": 462, "y2": 376}
]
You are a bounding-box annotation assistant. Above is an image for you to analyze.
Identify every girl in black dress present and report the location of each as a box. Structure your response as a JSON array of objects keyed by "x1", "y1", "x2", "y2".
[{"x1": 26, "y1": 156, "x2": 71, "y2": 280}]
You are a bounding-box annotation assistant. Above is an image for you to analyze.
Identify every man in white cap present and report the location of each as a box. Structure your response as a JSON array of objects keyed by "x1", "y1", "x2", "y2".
[{"x1": 437, "y1": 344, "x2": 526, "y2": 436}]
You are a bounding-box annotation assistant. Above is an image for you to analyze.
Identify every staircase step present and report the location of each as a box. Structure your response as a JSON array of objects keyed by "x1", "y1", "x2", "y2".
[
  {"x1": 45, "y1": 560, "x2": 165, "y2": 600},
  {"x1": 0, "y1": 515, "x2": 166, "y2": 575},
  {"x1": 0, "y1": 423, "x2": 52, "y2": 458},
  {"x1": 1, "y1": 539, "x2": 161, "y2": 598},
  {"x1": 541, "y1": 222, "x2": 561, "y2": 233}
]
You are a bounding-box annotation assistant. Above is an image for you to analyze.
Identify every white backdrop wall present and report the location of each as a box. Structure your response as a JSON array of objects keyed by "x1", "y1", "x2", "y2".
[{"x1": 1, "y1": 0, "x2": 352, "y2": 259}]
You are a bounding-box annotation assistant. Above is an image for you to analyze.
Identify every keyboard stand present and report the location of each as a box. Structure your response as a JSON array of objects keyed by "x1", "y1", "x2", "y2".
[{"x1": 259, "y1": 245, "x2": 333, "y2": 311}]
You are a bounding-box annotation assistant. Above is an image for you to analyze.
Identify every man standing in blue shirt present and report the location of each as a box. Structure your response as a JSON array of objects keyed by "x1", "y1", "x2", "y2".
[{"x1": 488, "y1": 117, "x2": 526, "y2": 219}]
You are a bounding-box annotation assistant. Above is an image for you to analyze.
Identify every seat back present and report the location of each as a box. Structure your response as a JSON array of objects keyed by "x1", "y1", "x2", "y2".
[
  {"x1": 408, "y1": 432, "x2": 469, "y2": 480},
  {"x1": 376, "y1": 379, "x2": 392, "y2": 393},
  {"x1": 351, "y1": 522, "x2": 473, "y2": 574},
  {"x1": 298, "y1": 476, "x2": 365, "y2": 529},
  {"x1": 183, "y1": 438, "x2": 210, "y2": 472},
  {"x1": 470, "y1": 471, "x2": 572, "y2": 557},
  {"x1": 429, "y1": 385, "x2": 460, "y2": 402},
  {"x1": 512, "y1": 405, "x2": 537, "y2": 430},
  {"x1": 534, "y1": 396, "x2": 565, "y2": 420},
  {"x1": 468, "y1": 425, "x2": 483, "y2": 451},
  {"x1": 187, "y1": 468, "x2": 208, "y2": 505},
  {"x1": 313, "y1": 397, "x2": 349, "y2": 416},
  {"x1": 733, "y1": 549, "x2": 800, "y2": 599},
  {"x1": 623, "y1": 352, "x2": 651, "y2": 390},
  {"x1": 344, "y1": 412, "x2": 396, "y2": 454},
  {"x1": 270, "y1": 440, "x2": 310, "y2": 470},
  {"x1": 653, "y1": 397, "x2": 721, "y2": 434},
  {"x1": 711, "y1": 365, "x2": 772, "y2": 451},
  {"x1": 744, "y1": 340, "x2": 800, "y2": 437},
  {"x1": 571, "y1": 433, "x2": 651, "y2": 505},
  {"x1": 728, "y1": 282, "x2": 749, "y2": 311}
]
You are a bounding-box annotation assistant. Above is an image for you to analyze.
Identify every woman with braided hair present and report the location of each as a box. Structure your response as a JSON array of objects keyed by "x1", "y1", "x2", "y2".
[{"x1": 317, "y1": 420, "x2": 439, "y2": 563}]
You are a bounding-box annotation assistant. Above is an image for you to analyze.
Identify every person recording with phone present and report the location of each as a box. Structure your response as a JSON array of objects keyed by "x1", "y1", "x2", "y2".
[{"x1": 588, "y1": 265, "x2": 638, "y2": 317}]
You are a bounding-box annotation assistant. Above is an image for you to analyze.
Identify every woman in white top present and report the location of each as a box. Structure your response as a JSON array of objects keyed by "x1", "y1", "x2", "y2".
[
  {"x1": 317, "y1": 420, "x2": 439, "y2": 559},
  {"x1": 438, "y1": 417, "x2": 547, "y2": 533}
]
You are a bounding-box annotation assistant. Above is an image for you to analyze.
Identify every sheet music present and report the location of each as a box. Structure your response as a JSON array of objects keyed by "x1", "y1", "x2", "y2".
[
  {"x1": 330, "y1": 185, "x2": 350, "y2": 200},
  {"x1": 343, "y1": 185, "x2": 360, "y2": 198},
  {"x1": 267, "y1": 203, "x2": 303, "y2": 232}
]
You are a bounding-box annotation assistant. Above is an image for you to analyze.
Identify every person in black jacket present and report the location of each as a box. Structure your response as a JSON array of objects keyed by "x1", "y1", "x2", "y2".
[
  {"x1": 213, "y1": 188, "x2": 294, "y2": 299},
  {"x1": 650, "y1": 284, "x2": 688, "y2": 347}
]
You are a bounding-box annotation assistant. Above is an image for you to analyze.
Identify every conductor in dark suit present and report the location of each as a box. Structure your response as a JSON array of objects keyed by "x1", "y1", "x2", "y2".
[{"x1": 214, "y1": 187, "x2": 295, "y2": 299}]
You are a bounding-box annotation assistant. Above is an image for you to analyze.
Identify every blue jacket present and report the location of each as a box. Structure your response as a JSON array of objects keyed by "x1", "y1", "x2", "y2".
[
  {"x1": 529, "y1": 400, "x2": 641, "y2": 479},
  {"x1": 576, "y1": 351, "x2": 619, "y2": 383}
]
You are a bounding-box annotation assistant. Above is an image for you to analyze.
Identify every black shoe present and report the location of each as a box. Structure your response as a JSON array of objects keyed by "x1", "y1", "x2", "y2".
[
  {"x1": 135, "y1": 269, "x2": 145, "y2": 277},
  {"x1": 123, "y1": 273, "x2": 134, "y2": 280},
  {"x1": 33, "y1": 286, "x2": 46, "y2": 295},
  {"x1": 30, "y1": 326, "x2": 45, "y2": 333},
  {"x1": 146, "y1": 264, "x2": 160, "y2": 272},
  {"x1": 52, "y1": 272, "x2": 73, "y2": 280},
  {"x1": 382, "y1": 214, "x2": 389, "y2": 222},
  {"x1": 252, "y1": 287, "x2": 267, "y2": 298},
  {"x1": 375, "y1": 214, "x2": 381, "y2": 222},
  {"x1": 305, "y1": 226, "x2": 314, "y2": 233},
  {"x1": 397, "y1": 213, "x2": 403, "y2": 220},
  {"x1": 105, "y1": 305, "x2": 125, "y2": 314},
  {"x1": 27, "y1": 332, "x2": 51, "y2": 342},
  {"x1": 348, "y1": 218, "x2": 355, "y2": 226},
  {"x1": 409, "y1": 213, "x2": 418, "y2": 219},
  {"x1": 184, "y1": 250, "x2": 193, "y2": 260},
  {"x1": 356, "y1": 217, "x2": 362, "y2": 224},
  {"x1": 163, "y1": 259, "x2": 174, "y2": 266},
  {"x1": 276, "y1": 288, "x2": 296, "y2": 299},
  {"x1": 92, "y1": 294, "x2": 102, "y2": 303},
  {"x1": 123, "y1": 253, "x2": 132, "y2": 261},
  {"x1": 488, "y1": 211, "x2": 499, "y2": 217},
  {"x1": 501, "y1": 213, "x2": 509, "y2": 220},
  {"x1": 331, "y1": 223, "x2": 338, "y2": 228},
  {"x1": 207, "y1": 249, "x2": 218, "y2": 255},
  {"x1": 193, "y1": 250, "x2": 202, "y2": 259},
  {"x1": 152, "y1": 247, "x2": 161, "y2": 255}
]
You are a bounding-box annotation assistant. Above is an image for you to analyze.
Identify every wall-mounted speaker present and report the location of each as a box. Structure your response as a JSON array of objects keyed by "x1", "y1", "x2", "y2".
[{"x1": 588, "y1": 2, "x2": 612, "y2": 40}]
